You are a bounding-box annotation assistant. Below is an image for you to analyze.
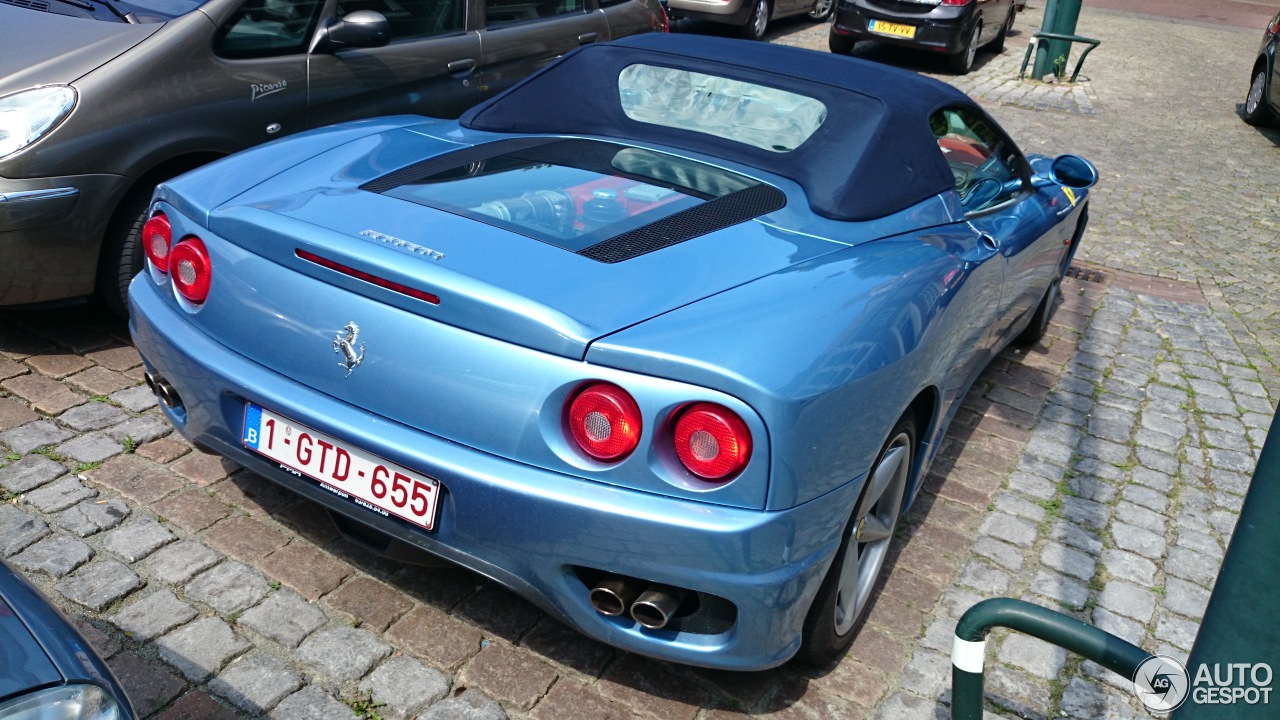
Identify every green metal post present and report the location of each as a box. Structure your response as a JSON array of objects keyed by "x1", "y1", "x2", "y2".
[
  {"x1": 1033, "y1": 0, "x2": 1083, "y2": 80},
  {"x1": 951, "y1": 598, "x2": 1154, "y2": 719}
]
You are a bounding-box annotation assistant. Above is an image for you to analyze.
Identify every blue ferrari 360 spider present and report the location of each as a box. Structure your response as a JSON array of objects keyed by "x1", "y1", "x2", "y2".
[{"x1": 128, "y1": 33, "x2": 1096, "y2": 670}]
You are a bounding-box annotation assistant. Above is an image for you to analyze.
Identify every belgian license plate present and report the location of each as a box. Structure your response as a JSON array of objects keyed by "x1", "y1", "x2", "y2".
[
  {"x1": 869, "y1": 19, "x2": 916, "y2": 38},
  {"x1": 242, "y1": 404, "x2": 441, "y2": 531}
]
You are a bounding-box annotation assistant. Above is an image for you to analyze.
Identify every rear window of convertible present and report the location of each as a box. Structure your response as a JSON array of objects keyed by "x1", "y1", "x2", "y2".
[
  {"x1": 363, "y1": 138, "x2": 786, "y2": 262},
  {"x1": 617, "y1": 64, "x2": 828, "y2": 153}
]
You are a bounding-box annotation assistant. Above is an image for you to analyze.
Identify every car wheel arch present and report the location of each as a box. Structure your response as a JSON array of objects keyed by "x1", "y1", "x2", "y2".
[{"x1": 97, "y1": 151, "x2": 226, "y2": 315}]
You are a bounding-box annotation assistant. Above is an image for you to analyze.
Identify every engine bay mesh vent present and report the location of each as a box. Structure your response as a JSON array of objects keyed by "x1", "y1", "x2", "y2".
[{"x1": 2, "y1": 0, "x2": 52, "y2": 9}]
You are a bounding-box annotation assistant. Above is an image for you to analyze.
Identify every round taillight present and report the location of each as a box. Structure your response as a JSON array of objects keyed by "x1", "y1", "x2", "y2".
[
  {"x1": 567, "y1": 382, "x2": 642, "y2": 462},
  {"x1": 673, "y1": 403, "x2": 752, "y2": 481},
  {"x1": 169, "y1": 236, "x2": 211, "y2": 304},
  {"x1": 142, "y1": 213, "x2": 172, "y2": 273}
]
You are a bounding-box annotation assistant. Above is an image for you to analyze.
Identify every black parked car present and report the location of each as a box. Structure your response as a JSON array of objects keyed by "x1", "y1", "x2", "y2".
[
  {"x1": 0, "y1": 559, "x2": 135, "y2": 719},
  {"x1": 1243, "y1": 11, "x2": 1280, "y2": 125},
  {"x1": 0, "y1": 0, "x2": 665, "y2": 316},
  {"x1": 829, "y1": 0, "x2": 1017, "y2": 74}
]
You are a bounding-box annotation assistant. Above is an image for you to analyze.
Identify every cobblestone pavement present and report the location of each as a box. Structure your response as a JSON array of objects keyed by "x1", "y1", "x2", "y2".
[{"x1": 0, "y1": 5, "x2": 1277, "y2": 720}]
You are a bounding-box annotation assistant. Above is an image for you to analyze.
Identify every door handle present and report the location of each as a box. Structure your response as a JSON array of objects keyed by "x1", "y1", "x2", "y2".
[
  {"x1": 578, "y1": 32, "x2": 598, "y2": 44},
  {"x1": 447, "y1": 58, "x2": 477, "y2": 75}
]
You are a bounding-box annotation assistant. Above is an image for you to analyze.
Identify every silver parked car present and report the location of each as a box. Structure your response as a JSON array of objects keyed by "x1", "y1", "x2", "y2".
[
  {"x1": 666, "y1": 0, "x2": 832, "y2": 41},
  {"x1": 0, "y1": 0, "x2": 665, "y2": 315}
]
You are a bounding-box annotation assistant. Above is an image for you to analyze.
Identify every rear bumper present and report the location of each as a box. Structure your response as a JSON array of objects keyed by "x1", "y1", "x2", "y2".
[
  {"x1": 666, "y1": 0, "x2": 753, "y2": 24},
  {"x1": 832, "y1": 0, "x2": 972, "y2": 53},
  {"x1": 0, "y1": 173, "x2": 129, "y2": 305},
  {"x1": 129, "y1": 276, "x2": 860, "y2": 671}
]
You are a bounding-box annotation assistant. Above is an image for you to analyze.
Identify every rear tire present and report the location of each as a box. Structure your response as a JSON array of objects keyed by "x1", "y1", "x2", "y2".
[
  {"x1": 1243, "y1": 67, "x2": 1275, "y2": 126},
  {"x1": 991, "y1": 9, "x2": 1012, "y2": 53},
  {"x1": 797, "y1": 416, "x2": 915, "y2": 665},
  {"x1": 97, "y1": 186, "x2": 154, "y2": 319},
  {"x1": 740, "y1": 0, "x2": 770, "y2": 40},
  {"x1": 947, "y1": 21, "x2": 981, "y2": 74},
  {"x1": 829, "y1": 32, "x2": 856, "y2": 55}
]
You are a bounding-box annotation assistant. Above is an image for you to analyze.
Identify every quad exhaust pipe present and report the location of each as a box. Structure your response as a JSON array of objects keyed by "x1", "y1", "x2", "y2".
[
  {"x1": 589, "y1": 577, "x2": 686, "y2": 630},
  {"x1": 144, "y1": 369, "x2": 183, "y2": 410}
]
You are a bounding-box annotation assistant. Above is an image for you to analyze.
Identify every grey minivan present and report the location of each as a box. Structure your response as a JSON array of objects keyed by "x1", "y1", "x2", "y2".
[{"x1": 0, "y1": 0, "x2": 665, "y2": 314}]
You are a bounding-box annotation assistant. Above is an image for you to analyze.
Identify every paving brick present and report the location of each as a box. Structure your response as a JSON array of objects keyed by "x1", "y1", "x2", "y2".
[
  {"x1": 978, "y1": 512, "x2": 1038, "y2": 548},
  {"x1": 1028, "y1": 570, "x2": 1089, "y2": 610},
  {"x1": 56, "y1": 497, "x2": 129, "y2": 535},
  {"x1": 1099, "y1": 548, "x2": 1158, "y2": 587},
  {"x1": 260, "y1": 542, "x2": 351, "y2": 601},
  {"x1": 325, "y1": 576, "x2": 414, "y2": 632},
  {"x1": 1162, "y1": 577, "x2": 1212, "y2": 620},
  {"x1": 173, "y1": 451, "x2": 240, "y2": 486},
  {"x1": 0, "y1": 358, "x2": 24, "y2": 382},
  {"x1": 108, "y1": 652, "x2": 187, "y2": 718},
  {"x1": 0, "y1": 398, "x2": 38, "y2": 431},
  {"x1": 1164, "y1": 546, "x2": 1221, "y2": 588},
  {"x1": 11, "y1": 533, "x2": 94, "y2": 577},
  {"x1": 896, "y1": 648, "x2": 951, "y2": 702},
  {"x1": 387, "y1": 605, "x2": 485, "y2": 672},
  {"x1": 3, "y1": 375, "x2": 83, "y2": 413},
  {"x1": 55, "y1": 559, "x2": 142, "y2": 611},
  {"x1": 458, "y1": 642, "x2": 557, "y2": 711},
  {"x1": 1110, "y1": 522, "x2": 1168, "y2": 560},
  {"x1": 0, "y1": 504, "x2": 51, "y2": 556},
  {"x1": 598, "y1": 653, "x2": 709, "y2": 720},
  {"x1": 136, "y1": 437, "x2": 192, "y2": 463},
  {"x1": 70, "y1": 616, "x2": 121, "y2": 660},
  {"x1": 103, "y1": 416, "x2": 172, "y2": 446},
  {"x1": 186, "y1": 561, "x2": 271, "y2": 614},
  {"x1": 0, "y1": 454, "x2": 65, "y2": 493},
  {"x1": 56, "y1": 433, "x2": 123, "y2": 464},
  {"x1": 1098, "y1": 580, "x2": 1157, "y2": 623},
  {"x1": 208, "y1": 654, "x2": 305, "y2": 714},
  {"x1": 237, "y1": 588, "x2": 327, "y2": 648},
  {"x1": 998, "y1": 634, "x2": 1069, "y2": 680},
  {"x1": 109, "y1": 385, "x2": 158, "y2": 412},
  {"x1": 519, "y1": 617, "x2": 615, "y2": 679},
  {"x1": 455, "y1": 585, "x2": 543, "y2": 642},
  {"x1": 157, "y1": 617, "x2": 251, "y2": 683},
  {"x1": 274, "y1": 499, "x2": 341, "y2": 546},
  {"x1": 86, "y1": 345, "x2": 143, "y2": 371},
  {"x1": 85, "y1": 455, "x2": 183, "y2": 505},
  {"x1": 67, "y1": 366, "x2": 135, "y2": 396},
  {"x1": 153, "y1": 489, "x2": 229, "y2": 533},
  {"x1": 212, "y1": 471, "x2": 295, "y2": 515},
  {"x1": 59, "y1": 402, "x2": 129, "y2": 431},
  {"x1": 298, "y1": 627, "x2": 391, "y2": 683},
  {"x1": 971, "y1": 536, "x2": 1024, "y2": 571},
  {"x1": 815, "y1": 656, "x2": 891, "y2": 710},
  {"x1": 145, "y1": 540, "x2": 223, "y2": 585},
  {"x1": 113, "y1": 589, "x2": 199, "y2": 642},
  {"x1": 25, "y1": 476, "x2": 97, "y2": 513},
  {"x1": 359, "y1": 655, "x2": 450, "y2": 720},
  {"x1": 154, "y1": 690, "x2": 241, "y2": 720},
  {"x1": 271, "y1": 687, "x2": 358, "y2": 720},
  {"x1": 203, "y1": 515, "x2": 290, "y2": 563},
  {"x1": 1, "y1": 420, "x2": 73, "y2": 454},
  {"x1": 530, "y1": 679, "x2": 632, "y2": 720},
  {"x1": 103, "y1": 516, "x2": 175, "y2": 561}
]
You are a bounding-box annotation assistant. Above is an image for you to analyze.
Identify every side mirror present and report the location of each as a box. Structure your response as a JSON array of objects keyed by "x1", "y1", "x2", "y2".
[
  {"x1": 1048, "y1": 154, "x2": 1098, "y2": 189},
  {"x1": 311, "y1": 10, "x2": 390, "y2": 53}
]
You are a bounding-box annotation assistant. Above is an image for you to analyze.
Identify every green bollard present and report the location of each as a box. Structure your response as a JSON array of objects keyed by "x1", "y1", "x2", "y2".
[{"x1": 1033, "y1": 0, "x2": 1083, "y2": 80}]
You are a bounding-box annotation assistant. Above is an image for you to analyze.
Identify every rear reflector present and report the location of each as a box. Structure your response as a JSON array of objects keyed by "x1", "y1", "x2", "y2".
[
  {"x1": 297, "y1": 249, "x2": 440, "y2": 305},
  {"x1": 142, "y1": 213, "x2": 172, "y2": 273},
  {"x1": 673, "y1": 403, "x2": 751, "y2": 481},
  {"x1": 170, "y1": 237, "x2": 211, "y2": 304},
  {"x1": 567, "y1": 382, "x2": 643, "y2": 462}
]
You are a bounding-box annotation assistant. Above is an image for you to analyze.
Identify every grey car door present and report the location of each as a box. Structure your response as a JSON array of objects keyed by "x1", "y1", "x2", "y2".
[
  {"x1": 306, "y1": 0, "x2": 482, "y2": 124},
  {"x1": 473, "y1": 0, "x2": 608, "y2": 103},
  {"x1": 597, "y1": 0, "x2": 659, "y2": 37}
]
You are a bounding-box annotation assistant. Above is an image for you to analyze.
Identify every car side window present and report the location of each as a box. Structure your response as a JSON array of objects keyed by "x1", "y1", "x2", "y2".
[
  {"x1": 336, "y1": 0, "x2": 466, "y2": 40},
  {"x1": 930, "y1": 107, "x2": 1026, "y2": 214},
  {"x1": 214, "y1": 0, "x2": 327, "y2": 58},
  {"x1": 485, "y1": 0, "x2": 584, "y2": 26}
]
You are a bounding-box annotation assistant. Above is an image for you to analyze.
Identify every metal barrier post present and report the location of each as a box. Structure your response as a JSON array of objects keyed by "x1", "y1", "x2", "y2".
[
  {"x1": 951, "y1": 598, "x2": 1154, "y2": 719},
  {"x1": 1033, "y1": 0, "x2": 1083, "y2": 79}
]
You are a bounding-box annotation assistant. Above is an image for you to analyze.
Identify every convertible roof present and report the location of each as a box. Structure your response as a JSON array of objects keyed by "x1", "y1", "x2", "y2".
[{"x1": 460, "y1": 33, "x2": 974, "y2": 222}]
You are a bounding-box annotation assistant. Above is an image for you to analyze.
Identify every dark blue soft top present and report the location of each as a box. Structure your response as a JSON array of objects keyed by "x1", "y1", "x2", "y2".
[{"x1": 460, "y1": 33, "x2": 976, "y2": 222}]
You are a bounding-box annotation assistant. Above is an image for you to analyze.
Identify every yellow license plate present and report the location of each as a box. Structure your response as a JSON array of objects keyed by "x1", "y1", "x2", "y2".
[{"x1": 869, "y1": 19, "x2": 917, "y2": 38}]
